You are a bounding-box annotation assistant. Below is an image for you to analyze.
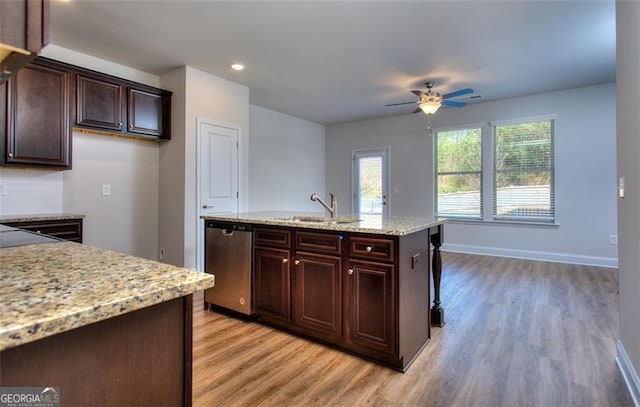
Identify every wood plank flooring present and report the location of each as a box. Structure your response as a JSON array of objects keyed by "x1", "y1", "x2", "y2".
[{"x1": 192, "y1": 252, "x2": 632, "y2": 406}]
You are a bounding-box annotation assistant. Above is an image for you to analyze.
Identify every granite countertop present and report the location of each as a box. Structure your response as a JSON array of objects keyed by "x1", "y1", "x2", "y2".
[
  {"x1": 202, "y1": 211, "x2": 445, "y2": 236},
  {"x1": 0, "y1": 213, "x2": 86, "y2": 223},
  {"x1": 0, "y1": 242, "x2": 215, "y2": 351}
]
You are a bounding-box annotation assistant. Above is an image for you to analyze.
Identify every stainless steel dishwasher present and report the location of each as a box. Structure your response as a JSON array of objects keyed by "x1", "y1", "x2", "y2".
[{"x1": 204, "y1": 221, "x2": 252, "y2": 315}]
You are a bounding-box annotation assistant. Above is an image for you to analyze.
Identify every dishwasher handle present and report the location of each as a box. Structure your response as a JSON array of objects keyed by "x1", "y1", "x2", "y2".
[
  {"x1": 206, "y1": 222, "x2": 252, "y2": 232},
  {"x1": 222, "y1": 229, "x2": 234, "y2": 236}
]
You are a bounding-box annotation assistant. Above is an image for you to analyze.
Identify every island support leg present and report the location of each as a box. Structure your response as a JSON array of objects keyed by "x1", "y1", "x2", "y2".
[{"x1": 430, "y1": 225, "x2": 445, "y2": 327}]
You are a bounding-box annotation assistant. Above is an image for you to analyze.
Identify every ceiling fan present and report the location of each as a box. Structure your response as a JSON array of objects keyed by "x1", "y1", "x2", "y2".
[{"x1": 386, "y1": 81, "x2": 475, "y2": 115}]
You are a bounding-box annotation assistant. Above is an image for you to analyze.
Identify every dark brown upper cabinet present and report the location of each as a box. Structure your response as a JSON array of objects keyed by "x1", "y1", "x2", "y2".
[
  {"x1": 0, "y1": 0, "x2": 49, "y2": 84},
  {"x1": 76, "y1": 74, "x2": 123, "y2": 132},
  {"x1": 127, "y1": 87, "x2": 170, "y2": 138},
  {"x1": 74, "y1": 68, "x2": 171, "y2": 140},
  {"x1": 0, "y1": 57, "x2": 72, "y2": 169}
]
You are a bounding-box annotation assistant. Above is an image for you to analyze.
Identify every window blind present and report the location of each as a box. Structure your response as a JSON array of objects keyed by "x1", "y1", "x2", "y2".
[
  {"x1": 434, "y1": 127, "x2": 483, "y2": 218},
  {"x1": 358, "y1": 156, "x2": 383, "y2": 214},
  {"x1": 493, "y1": 119, "x2": 555, "y2": 222}
]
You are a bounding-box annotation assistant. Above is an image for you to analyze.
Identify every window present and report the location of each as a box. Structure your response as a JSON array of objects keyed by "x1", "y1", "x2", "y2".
[
  {"x1": 434, "y1": 127, "x2": 482, "y2": 218},
  {"x1": 493, "y1": 119, "x2": 554, "y2": 222},
  {"x1": 433, "y1": 117, "x2": 555, "y2": 224}
]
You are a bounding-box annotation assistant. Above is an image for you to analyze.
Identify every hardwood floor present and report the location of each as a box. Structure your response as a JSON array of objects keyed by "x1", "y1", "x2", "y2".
[{"x1": 192, "y1": 252, "x2": 632, "y2": 406}]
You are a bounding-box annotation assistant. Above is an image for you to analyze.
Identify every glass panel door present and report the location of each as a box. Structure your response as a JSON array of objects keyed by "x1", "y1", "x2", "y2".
[{"x1": 352, "y1": 149, "x2": 388, "y2": 217}]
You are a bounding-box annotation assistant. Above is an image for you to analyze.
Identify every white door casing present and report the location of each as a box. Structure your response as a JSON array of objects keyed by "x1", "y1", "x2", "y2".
[
  {"x1": 351, "y1": 148, "x2": 389, "y2": 217},
  {"x1": 196, "y1": 119, "x2": 240, "y2": 271}
]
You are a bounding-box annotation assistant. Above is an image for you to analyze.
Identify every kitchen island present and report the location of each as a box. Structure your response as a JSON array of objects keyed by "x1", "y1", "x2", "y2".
[
  {"x1": 0, "y1": 236, "x2": 214, "y2": 406},
  {"x1": 202, "y1": 211, "x2": 444, "y2": 371}
]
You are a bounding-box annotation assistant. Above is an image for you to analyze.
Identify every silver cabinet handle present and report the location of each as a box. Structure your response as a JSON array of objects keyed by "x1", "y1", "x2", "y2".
[
  {"x1": 282, "y1": 258, "x2": 288, "y2": 264},
  {"x1": 294, "y1": 260, "x2": 300, "y2": 265},
  {"x1": 202, "y1": 204, "x2": 214, "y2": 209},
  {"x1": 8, "y1": 153, "x2": 13, "y2": 158},
  {"x1": 365, "y1": 246, "x2": 373, "y2": 253},
  {"x1": 347, "y1": 269, "x2": 354, "y2": 275}
]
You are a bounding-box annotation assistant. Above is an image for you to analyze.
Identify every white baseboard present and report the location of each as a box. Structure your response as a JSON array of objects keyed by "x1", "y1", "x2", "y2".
[
  {"x1": 441, "y1": 243, "x2": 618, "y2": 268},
  {"x1": 617, "y1": 340, "x2": 640, "y2": 406}
]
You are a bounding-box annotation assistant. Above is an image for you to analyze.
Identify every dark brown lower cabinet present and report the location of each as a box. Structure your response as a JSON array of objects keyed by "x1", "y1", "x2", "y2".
[
  {"x1": 250, "y1": 226, "x2": 434, "y2": 372},
  {"x1": 292, "y1": 252, "x2": 342, "y2": 342},
  {"x1": 3, "y1": 218, "x2": 83, "y2": 243},
  {"x1": 344, "y1": 259, "x2": 396, "y2": 356},
  {"x1": 253, "y1": 247, "x2": 291, "y2": 325}
]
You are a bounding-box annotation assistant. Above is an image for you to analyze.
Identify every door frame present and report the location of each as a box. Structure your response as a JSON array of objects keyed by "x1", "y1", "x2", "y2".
[
  {"x1": 351, "y1": 147, "x2": 390, "y2": 217},
  {"x1": 196, "y1": 117, "x2": 242, "y2": 272}
]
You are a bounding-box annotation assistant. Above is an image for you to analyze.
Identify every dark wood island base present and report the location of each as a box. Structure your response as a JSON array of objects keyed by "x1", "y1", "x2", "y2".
[
  {"x1": 1, "y1": 296, "x2": 194, "y2": 407},
  {"x1": 202, "y1": 212, "x2": 447, "y2": 373}
]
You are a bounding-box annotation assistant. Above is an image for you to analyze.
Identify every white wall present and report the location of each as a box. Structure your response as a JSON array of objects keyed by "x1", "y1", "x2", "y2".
[
  {"x1": 0, "y1": 168, "x2": 63, "y2": 215},
  {"x1": 326, "y1": 83, "x2": 617, "y2": 267},
  {"x1": 249, "y1": 105, "x2": 326, "y2": 212},
  {"x1": 63, "y1": 133, "x2": 159, "y2": 258},
  {"x1": 159, "y1": 66, "x2": 250, "y2": 269},
  {"x1": 615, "y1": 0, "x2": 640, "y2": 403}
]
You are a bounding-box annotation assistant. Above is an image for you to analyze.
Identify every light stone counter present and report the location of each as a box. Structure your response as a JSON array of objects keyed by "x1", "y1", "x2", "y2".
[
  {"x1": 0, "y1": 213, "x2": 85, "y2": 223},
  {"x1": 202, "y1": 210, "x2": 445, "y2": 236},
  {"x1": 0, "y1": 242, "x2": 214, "y2": 351}
]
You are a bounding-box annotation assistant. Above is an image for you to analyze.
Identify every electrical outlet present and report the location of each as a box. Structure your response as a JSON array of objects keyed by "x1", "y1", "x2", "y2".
[
  {"x1": 102, "y1": 184, "x2": 111, "y2": 196},
  {"x1": 412, "y1": 253, "x2": 421, "y2": 269},
  {"x1": 159, "y1": 248, "x2": 165, "y2": 260},
  {"x1": 609, "y1": 235, "x2": 618, "y2": 245}
]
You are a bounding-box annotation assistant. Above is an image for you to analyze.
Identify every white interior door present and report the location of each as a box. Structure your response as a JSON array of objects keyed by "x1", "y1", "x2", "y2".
[
  {"x1": 352, "y1": 148, "x2": 389, "y2": 217},
  {"x1": 197, "y1": 119, "x2": 240, "y2": 271}
]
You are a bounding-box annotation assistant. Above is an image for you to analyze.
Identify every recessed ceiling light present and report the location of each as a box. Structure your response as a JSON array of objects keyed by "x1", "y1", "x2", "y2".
[{"x1": 231, "y1": 63, "x2": 245, "y2": 71}]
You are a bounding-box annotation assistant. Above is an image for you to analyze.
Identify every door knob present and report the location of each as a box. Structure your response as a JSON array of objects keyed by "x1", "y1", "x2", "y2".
[
  {"x1": 294, "y1": 260, "x2": 300, "y2": 265},
  {"x1": 282, "y1": 258, "x2": 288, "y2": 264},
  {"x1": 347, "y1": 269, "x2": 354, "y2": 275},
  {"x1": 365, "y1": 246, "x2": 373, "y2": 253}
]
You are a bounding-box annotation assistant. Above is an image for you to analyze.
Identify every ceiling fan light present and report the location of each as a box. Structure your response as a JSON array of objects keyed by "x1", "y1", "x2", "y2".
[{"x1": 419, "y1": 101, "x2": 441, "y2": 115}]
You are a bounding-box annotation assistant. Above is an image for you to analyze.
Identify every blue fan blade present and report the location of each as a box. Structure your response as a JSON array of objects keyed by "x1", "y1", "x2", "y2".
[
  {"x1": 442, "y1": 100, "x2": 466, "y2": 108},
  {"x1": 411, "y1": 90, "x2": 424, "y2": 97},
  {"x1": 412, "y1": 107, "x2": 422, "y2": 114},
  {"x1": 442, "y1": 88, "x2": 474, "y2": 99}
]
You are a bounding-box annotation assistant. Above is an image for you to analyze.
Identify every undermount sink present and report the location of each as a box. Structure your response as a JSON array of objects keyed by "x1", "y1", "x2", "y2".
[{"x1": 276, "y1": 215, "x2": 361, "y2": 225}]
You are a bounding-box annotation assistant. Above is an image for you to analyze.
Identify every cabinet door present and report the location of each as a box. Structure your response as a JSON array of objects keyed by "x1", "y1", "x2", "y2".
[
  {"x1": 254, "y1": 247, "x2": 291, "y2": 323},
  {"x1": 345, "y1": 259, "x2": 396, "y2": 355},
  {"x1": 76, "y1": 74, "x2": 123, "y2": 131},
  {"x1": 0, "y1": 0, "x2": 48, "y2": 84},
  {"x1": 4, "y1": 59, "x2": 71, "y2": 168},
  {"x1": 127, "y1": 87, "x2": 169, "y2": 138},
  {"x1": 292, "y1": 252, "x2": 342, "y2": 340}
]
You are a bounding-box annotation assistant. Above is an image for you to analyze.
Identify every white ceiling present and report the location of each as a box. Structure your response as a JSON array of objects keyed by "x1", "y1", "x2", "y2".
[{"x1": 50, "y1": 0, "x2": 616, "y2": 125}]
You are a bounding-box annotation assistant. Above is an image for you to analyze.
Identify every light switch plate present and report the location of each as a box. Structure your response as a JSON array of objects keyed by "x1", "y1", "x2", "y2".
[
  {"x1": 102, "y1": 184, "x2": 111, "y2": 196},
  {"x1": 0, "y1": 183, "x2": 6, "y2": 196}
]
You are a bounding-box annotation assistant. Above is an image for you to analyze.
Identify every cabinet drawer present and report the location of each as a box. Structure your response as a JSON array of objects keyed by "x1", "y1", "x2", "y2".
[
  {"x1": 254, "y1": 227, "x2": 291, "y2": 248},
  {"x1": 4, "y1": 219, "x2": 83, "y2": 243},
  {"x1": 349, "y1": 236, "x2": 395, "y2": 262},
  {"x1": 296, "y1": 231, "x2": 342, "y2": 255}
]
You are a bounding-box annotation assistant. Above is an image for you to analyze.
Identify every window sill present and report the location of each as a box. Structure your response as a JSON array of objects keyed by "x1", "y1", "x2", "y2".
[{"x1": 443, "y1": 218, "x2": 560, "y2": 229}]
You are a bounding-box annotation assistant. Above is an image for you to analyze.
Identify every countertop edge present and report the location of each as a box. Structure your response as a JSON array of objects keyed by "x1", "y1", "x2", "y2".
[
  {"x1": 201, "y1": 212, "x2": 445, "y2": 236},
  {"x1": 0, "y1": 278, "x2": 213, "y2": 351},
  {"x1": 0, "y1": 213, "x2": 86, "y2": 223}
]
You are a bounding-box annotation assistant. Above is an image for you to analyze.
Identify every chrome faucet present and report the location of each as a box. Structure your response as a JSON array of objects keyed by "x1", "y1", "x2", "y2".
[{"x1": 310, "y1": 193, "x2": 337, "y2": 218}]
